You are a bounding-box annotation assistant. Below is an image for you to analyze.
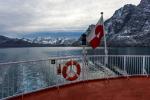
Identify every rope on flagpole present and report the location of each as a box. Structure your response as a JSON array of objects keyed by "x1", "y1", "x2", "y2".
[{"x1": 101, "y1": 12, "x2": 108, "y2": 66}]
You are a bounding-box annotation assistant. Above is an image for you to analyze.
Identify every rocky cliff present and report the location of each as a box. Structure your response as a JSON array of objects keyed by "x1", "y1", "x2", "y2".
[{"x1": 85, "y1": 0, "x2": 150, "y2": 47}]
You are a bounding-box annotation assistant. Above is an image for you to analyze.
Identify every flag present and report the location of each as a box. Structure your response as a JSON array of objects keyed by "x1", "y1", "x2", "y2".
[{"x1": 87, "y1": 13, "x2": 104, "y2": 49}]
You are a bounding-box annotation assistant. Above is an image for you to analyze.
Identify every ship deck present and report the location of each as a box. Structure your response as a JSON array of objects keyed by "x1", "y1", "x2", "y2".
[{"x1": 8, "y1": 76, "x2": 150, "y2": 100}]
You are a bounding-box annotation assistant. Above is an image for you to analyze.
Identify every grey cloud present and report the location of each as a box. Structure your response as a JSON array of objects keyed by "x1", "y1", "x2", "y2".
[{"x1": 0, "y1": 0, "x2": 140, "y2": 37}]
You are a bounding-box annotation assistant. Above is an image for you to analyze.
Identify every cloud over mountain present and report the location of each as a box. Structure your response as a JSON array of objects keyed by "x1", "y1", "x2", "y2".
[{"x1": 0, "y1": 0, "x2": 140, "y2": 37}]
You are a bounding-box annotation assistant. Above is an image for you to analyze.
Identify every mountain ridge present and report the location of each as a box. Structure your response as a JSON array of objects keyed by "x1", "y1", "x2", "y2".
[{"x1": 83, "y1": 0, "x2": 150, "y2": 47}]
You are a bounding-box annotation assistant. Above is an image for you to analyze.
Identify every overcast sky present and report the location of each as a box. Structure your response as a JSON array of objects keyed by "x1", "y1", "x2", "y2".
[{"x1": 0, "y1": 0, "x2": 140, "y2": 37}]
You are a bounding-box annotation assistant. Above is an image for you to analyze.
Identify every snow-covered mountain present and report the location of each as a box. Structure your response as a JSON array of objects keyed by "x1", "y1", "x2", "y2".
[
  {"x1": 0, "y1": 35, "x2": 43, "y2": 47},
  {"x1": 85, "y1": 0, "x2": 150, "y2": 47},
  {"x1": 21, "y1": 32, "x2": 81, "y2": 39},
  {"x1": 0, "y1": 34, "x2": 78, "y2": 47},
  {"x1": 105, "y1": 0, "x2": 150, "y2": 46},
  {"x1": 21, "y1": 31, "x2": 81, "y2": 46},
  {"x1": 22, "y1": 37, "x2": 77, "y2": 46}
]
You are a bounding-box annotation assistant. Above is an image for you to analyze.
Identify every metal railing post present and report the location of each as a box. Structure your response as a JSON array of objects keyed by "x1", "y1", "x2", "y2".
[
  {"x1": 143, "y1": 56, "x2": 145, "y2": 75},
  {"x1": 2, "y1": 80, "x2": 3, "y2": 99},
  {"x1": 124, "y1": 56, "x2": 126, "y2": 74}
]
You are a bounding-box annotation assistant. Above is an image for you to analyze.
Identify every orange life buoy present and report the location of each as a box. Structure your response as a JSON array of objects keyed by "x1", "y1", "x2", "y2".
[{"x1": 62, "y1": 60, "x2": 81, "y2": 81}]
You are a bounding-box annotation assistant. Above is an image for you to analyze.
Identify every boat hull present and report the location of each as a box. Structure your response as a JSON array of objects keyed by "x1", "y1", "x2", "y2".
[{"x1": 7, "y1": 76, "x2": 150, "y2": 100}]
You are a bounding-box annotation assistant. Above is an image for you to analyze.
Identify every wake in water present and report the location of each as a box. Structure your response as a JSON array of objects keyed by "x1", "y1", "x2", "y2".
[{"x1": 0, "y1": 60, "x2": 58, "y2": 98}]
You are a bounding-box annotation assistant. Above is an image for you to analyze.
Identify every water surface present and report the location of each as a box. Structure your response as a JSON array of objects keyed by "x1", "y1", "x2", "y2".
[{"x1": 0, "y1": 47, "x2": 150, "y2": 63}]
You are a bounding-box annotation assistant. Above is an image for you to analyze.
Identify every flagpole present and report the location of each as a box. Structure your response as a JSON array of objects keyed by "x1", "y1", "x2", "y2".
[
  {"x1": 101, "y1": 12, "x2": 108, "y2": 66},
  {"x1": 81, "y1": 33, "x2": 87, "y2": 80}
]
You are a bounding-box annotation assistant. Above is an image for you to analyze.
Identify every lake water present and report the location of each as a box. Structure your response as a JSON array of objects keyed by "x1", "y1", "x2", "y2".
[{"x1": 0, "y1": 47, "x2": 150, "y2": 63}]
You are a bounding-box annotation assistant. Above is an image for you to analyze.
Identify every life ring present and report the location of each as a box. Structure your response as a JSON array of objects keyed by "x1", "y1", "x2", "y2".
[{"x1": 62, "y1": 60, "x2": 81, "y2": 81}]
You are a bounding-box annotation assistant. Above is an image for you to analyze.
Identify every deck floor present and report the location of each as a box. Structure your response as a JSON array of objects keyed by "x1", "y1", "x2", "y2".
[{"x1": 8, "y1": 76, "x2": 150, "y2": 100}]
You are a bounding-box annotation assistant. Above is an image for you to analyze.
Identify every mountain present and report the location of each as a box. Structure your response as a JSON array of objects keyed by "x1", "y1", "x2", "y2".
[
  {"x1": 0, "y1": 31, "x2": 83, "y2": 47},
  {"x1": 21, "y1": 32, "x2": 82, "y2": 39},
  {"x1": 72, "y1": 25, "x2": 95, "y2": 46},
  {"x1": 22, "y1": 37, "x2": 77, "y2": 46},
  {"x1": 0, "y1": 35, "x2": 45, "y2": 47},
  {"x1": 84, "y1": 0, "x2": 150, "y2": 47},
  {"x1": 0, "y1": 35, "x2": 79, "y2": 47},
  {"x1": 20, "y1": 31, "x2": 82, "y2": 46}
]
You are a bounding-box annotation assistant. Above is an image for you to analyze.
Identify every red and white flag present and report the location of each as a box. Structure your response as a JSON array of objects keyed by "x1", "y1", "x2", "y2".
[{"x1": 87, "y1": 14, "x2": 104, "y2": 49}]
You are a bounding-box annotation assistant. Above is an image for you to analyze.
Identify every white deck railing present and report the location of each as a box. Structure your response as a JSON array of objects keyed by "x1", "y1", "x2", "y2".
[{"x1": 0, "y1": 55, "x2": 150, "y2": 99}]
